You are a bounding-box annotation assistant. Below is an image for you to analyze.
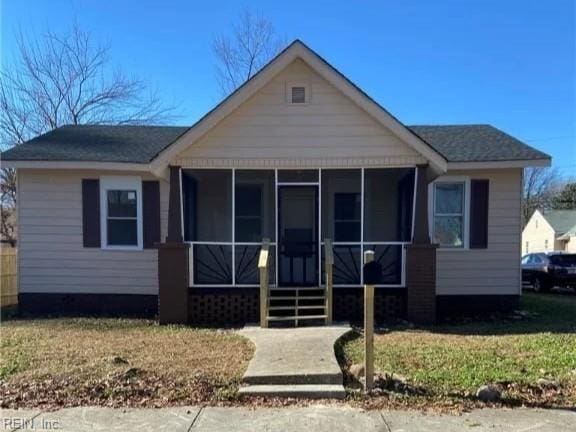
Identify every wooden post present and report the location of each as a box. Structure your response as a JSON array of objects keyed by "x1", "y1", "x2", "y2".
[
  {"x1": 258, "y1": 238, "x2": 271, "y2": 328},
  {"x1": 324, "y1": 238, "x2": 333, "y2": 324},
  {"x1": 364, "y1": 250, "x2": 375, "y2": 393}
]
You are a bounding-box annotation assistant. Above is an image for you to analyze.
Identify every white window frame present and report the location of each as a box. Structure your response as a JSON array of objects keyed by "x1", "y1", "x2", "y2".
[
  {"x1": 285, "y1": 81, "x2": 310, "y2": 105},
  {"x1": 100, "y1": 176, "x2": 143, "y2": 250},
  {"x1": 428, "y1": 176, "x2": 471, "y2": 250}
]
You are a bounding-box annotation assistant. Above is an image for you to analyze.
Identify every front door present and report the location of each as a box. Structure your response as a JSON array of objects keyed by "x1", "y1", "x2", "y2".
[{"x1": 278, "y1": 186, "x2": 318, "y2": 286}]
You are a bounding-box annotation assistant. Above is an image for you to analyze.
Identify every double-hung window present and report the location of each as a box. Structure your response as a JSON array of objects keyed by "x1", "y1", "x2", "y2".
[
  {"x1": 100, "y1": 177, "x2": 143, "y2": 249},
  {"x1": 432, "y1": 181, "x2": 467, "y2": 248}
]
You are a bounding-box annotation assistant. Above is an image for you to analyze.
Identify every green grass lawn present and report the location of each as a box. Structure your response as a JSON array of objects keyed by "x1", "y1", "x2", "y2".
[
  {"x1": 343, "y1": 293, "x2": 576, "y2": 408},
  {"x1": 0, "y1": 318, "x2": 254, "y2": 408}
]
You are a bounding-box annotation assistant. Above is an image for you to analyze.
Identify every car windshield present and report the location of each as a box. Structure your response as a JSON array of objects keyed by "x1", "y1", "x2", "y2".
[{"x1": 549, "y1": 254, "x2": 576, "y2": 266}]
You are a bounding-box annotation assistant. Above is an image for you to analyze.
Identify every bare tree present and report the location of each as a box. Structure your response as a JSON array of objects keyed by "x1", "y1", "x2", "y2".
[
  {"x1": 212, "y1": 8, "x2": 285, "y2": 95},
  {"x1": 523, "y1": 167, "x2": 561, "y2": 225},
  {"x1": 0, "y1": 24, "x2": 177, "y2": 244}
]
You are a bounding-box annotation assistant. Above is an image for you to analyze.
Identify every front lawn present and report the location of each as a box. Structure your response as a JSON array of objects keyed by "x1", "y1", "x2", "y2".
[
  {"x1": 343, "y1": 293, "x2": 576, "y2": 409},
  {"x1": 0, "y1": 319, "x2": 253, "y2": 408}
]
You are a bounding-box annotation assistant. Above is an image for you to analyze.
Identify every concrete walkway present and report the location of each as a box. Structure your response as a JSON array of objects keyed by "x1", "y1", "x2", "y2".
[
  {"x1": 2, "y1": 406, "x2": 574, "y2": 431},
  {"x1": 238, "y1": 325, "x2": 351, "y2": 398}
]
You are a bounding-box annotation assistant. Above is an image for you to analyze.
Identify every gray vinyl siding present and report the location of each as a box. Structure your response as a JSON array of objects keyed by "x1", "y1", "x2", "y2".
[
  {"x1": 436, "y1": 168, "x2": 523, "y2": 296},
  {"x1": 17, "y1": 169, "x2": 168, "y2": 295}
]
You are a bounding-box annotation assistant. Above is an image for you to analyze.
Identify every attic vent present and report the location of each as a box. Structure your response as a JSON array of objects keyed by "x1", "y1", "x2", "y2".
[{"x1": 291, "y1": 86, "x2": 306, "y2": 104}]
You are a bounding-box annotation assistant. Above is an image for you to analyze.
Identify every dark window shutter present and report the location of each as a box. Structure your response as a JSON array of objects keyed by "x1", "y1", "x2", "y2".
[
  {"x1": 470, "y1": 179, "x2": 489, "y2": 249},
  {"x1": 82, "y1": 179, "x2": 101, "y2": 248},
  {"x1": 143, "y1": 181, "x2": 161, "y2": 249}
]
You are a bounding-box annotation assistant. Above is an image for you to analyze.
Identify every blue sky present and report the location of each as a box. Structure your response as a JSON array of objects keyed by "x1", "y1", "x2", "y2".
[{"x1": 1, "y1": 0, "x2": 575, "y2": 174}]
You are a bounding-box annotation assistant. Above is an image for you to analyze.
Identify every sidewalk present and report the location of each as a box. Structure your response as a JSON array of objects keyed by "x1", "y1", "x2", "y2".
[{"x1": 1, "y1": 406, "x2": 574, "y2": 432}]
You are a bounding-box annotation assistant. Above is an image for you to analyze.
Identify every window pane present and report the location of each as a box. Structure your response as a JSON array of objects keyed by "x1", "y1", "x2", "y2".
[
  {"x1": 335, "y1": 193, "x2": 360, "y2": 220},
  {"x1": 334, "y1": 221, "x2": 360, "y2": 242},
  {"x1": 107, "y1": 190, "x2": 137, "y2": 217},
  {"x1": 435, "y1": 183, "x2": 463, "y2": 214},
  {"x1": 235, "y1": 170, "x2": 275, "y2": 242},
  {"x1": 236, "y1": 219, "x2": 262, "y2": 242},
  {"x1": 321, "y1": 169, "x2": 361, "y2": 241},
  {"x1": 434, "y1": 216, "x2": 463, "y2": 247},
  {"x1": 278, "y1": 170, "x2": 318, "y2": 182},
  {"x1": 364, "y1": 168, "x2": 415, "y2": 242},
  {"x1": 236, "y1": 186, "x2": 261, "y2": 217},
  {"x1": 107, "y1": 219, "x2": 137, "y2": 246},
  {"x1": 182, "y1": 170, "x2": 232, "y2": 242}
]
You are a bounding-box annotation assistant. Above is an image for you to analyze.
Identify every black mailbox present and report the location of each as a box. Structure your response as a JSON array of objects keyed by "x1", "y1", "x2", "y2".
[{"x1": 363, "y1": 261, "x2": 382, "y2": 285}]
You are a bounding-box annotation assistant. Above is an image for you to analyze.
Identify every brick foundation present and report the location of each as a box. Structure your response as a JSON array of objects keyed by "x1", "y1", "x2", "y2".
[
  {"x1": 158, "y1": 242, "x2": 189, "y2": 324},
  {"x1": 405, "y1": 243, "x2": 437, "y2": 324}
]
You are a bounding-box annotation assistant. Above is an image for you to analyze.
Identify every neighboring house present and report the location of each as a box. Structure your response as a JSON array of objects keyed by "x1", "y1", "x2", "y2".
[
  {"x1": 1, "y1": 40, "x2": 551, "y2": 325},
  {"x1": 522, "y1": 210, "x2": 576, "y2": 254}
]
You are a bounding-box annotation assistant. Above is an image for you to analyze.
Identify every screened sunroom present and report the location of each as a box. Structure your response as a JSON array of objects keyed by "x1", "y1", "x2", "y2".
[{"x1": 181, "y1": 168, "x2": 415, "y2": 289}]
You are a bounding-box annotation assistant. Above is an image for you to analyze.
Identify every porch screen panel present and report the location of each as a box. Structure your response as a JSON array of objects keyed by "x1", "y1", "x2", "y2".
[
  {"x1": 183, "y1": 169, "x2": 232, "y2": 285},
  {"x1": 363, "y1": 168, "x2": 415, "y2": 242},
  {"x1": 235, "y1": 170, "x2": 275, "y2": 242},
  {"x1": 321, "y1": 244, "x2": 361, "y2": 285},
  {"x1": 321, "y1": 170, "x2": 361, "y2": 242},
  {"x1": 235, "y1": 245, "x2": 276, "y2": 285},
  {"x1": 182, "y1": 169, "x2": 232, "y2": 242}
]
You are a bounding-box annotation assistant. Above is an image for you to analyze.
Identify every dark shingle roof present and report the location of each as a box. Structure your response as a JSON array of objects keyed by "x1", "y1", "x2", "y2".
[
  {"x1": 408, "y1": 124, "x2": 550, "y2": 163},
  {"x1": 1, "y1": 125, "x2": 190, "y2": 164},
  {"x1": 1, "y1": 123, "x2": 550, "y2": 165}
]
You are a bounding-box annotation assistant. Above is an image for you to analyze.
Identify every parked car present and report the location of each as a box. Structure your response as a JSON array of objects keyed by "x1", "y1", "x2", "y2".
[{"x1": 521, "y1": 252, "x2": 576, "y2": 292}]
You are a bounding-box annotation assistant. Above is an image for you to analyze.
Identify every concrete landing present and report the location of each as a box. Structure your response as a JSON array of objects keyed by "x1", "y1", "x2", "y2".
[{"x1": 238, "y1": 325, "x2": 351, "y2": 398}]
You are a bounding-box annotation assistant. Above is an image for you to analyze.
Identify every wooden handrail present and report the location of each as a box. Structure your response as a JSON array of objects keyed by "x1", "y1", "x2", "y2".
[
  {"x1": 324, "y1": 238, "x2": 333, "y2": 324},
  {"x1": 259, "y1": 238, "x2": 271, "y2": 328}
]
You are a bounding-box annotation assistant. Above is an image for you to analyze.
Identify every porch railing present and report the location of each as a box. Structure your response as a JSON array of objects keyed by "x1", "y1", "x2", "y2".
[
  {"x1": 259, "y1": 238, "x2": 271, "y2": 328},
  {"x1": 324, "y1": 238, "x2": 333, "y2": 324}
]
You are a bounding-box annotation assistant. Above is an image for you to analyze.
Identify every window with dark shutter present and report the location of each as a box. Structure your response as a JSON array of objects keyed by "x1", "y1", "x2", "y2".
[
  {"x1": 470, "y1": 179, "x2": 489, "y2": 249},
  {"x1": 142, "y1": 181, "x2": 161, "y2": 248},
  {"x1": 82, "y1": 179, "x2": 101, "y2": 248}
]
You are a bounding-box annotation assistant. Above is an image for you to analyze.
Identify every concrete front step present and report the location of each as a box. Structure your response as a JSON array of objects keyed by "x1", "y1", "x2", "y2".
[
  {"x1": 267, "y1": 315, "x2": 328, "y2": 322},
  {"x1": 243, "y1": 371, "x2": 342, "y2": 385},
  {"x1": 239, "y1": 384, "x2": 346, "y2": 399}
]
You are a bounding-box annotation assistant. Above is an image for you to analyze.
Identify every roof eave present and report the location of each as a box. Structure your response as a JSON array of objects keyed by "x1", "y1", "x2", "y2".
[
  {"x1": 3, "y1": 160, "x2": 152, "y2": 172},
  {"x1": 447, "y1": 158, "x2": 551, "y2": 170}
]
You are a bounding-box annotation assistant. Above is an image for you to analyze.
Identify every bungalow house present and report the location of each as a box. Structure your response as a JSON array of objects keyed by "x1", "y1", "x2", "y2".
[
  {"x1": 1, "y1": 40, "x2": 551, "y2": 325},
  {"x1": 522, "y1": 210, "x2": 576, "y2": 254}
]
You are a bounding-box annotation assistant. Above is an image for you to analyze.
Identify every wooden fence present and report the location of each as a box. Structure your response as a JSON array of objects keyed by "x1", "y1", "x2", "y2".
[{"x1": 1, "y1": 248, "x2": 18, "y2": 307}]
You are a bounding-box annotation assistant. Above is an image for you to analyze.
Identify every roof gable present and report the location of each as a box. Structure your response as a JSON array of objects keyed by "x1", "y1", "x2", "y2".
[
  {"x1": 150, "y1": 40, "x2": 448, "y2": 174},
  {"x1": 541, "y1": 210, "x2": 576, "y2": 235},
  {"x1": 172, "y1": 58, "x2": 426, "y2": 167}
]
